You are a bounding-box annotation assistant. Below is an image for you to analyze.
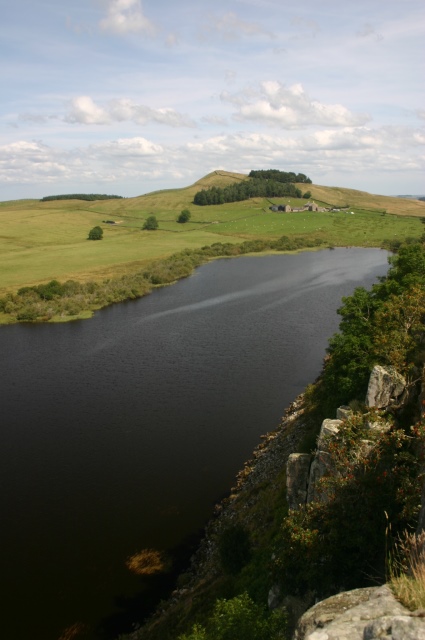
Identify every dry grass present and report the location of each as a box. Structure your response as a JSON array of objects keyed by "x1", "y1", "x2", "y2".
[
  {"x1": 308, "y1": 184, "x2": 425, "y2": 217},
  {"x1": 126, "y1": 549, "x2": 169, "y2": 576},
  {"x1": 390, "y1": 530, "x2": 425, "y2": 610}
]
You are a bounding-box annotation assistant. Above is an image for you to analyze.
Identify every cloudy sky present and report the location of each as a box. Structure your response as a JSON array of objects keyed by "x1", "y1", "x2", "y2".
[{"x1": 1, "y1": 0, "x2": 424, "y2": 200}]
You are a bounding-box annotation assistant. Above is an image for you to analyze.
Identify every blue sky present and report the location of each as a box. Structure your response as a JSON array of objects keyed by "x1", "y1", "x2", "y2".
[{"x1": 1, "y1": 0, "x2": 424, "y2": 199}]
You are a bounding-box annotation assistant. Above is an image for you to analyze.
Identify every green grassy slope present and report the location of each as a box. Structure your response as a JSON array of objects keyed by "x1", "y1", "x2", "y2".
[{"x1": 1, "y1": 170, "x2": 424, "y2": 294}]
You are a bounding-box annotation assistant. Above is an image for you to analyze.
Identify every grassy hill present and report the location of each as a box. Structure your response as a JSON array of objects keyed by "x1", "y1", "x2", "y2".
[{"x1": 1, "y1": 170, "x2": 424, "y2": 296}]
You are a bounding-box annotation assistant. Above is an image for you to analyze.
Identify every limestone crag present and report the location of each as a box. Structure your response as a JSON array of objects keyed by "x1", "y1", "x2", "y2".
[
  {"x1": 286, "y1": 453, "x2": 311, "y2": 510},
  {"x1": 294, "y1": 585, "x2": 425, "y2": 640},
  {"x1": 286, "y1": 418, "x2": 344, "y2": 508},
  {"x1": 365, "y1": 365, "x2": 406, "y2": 409}
]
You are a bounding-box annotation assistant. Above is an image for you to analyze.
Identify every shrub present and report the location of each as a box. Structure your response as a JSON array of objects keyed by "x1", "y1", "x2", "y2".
[
  {"x1": 274, "y1": 417, "x2": 425, "y2": 598},
  {"x1": 179, "y1": 592, "x2": 287, "y2": 640},
  {"x1": 88, "y1": 226, "x2": 103, "y2": 240},
  {"x1": 143, "y1": 215, "x2": 158, "y2": 230},
  {"x1": 177, "y1": 209, "x2": 191, "y2": 223}
]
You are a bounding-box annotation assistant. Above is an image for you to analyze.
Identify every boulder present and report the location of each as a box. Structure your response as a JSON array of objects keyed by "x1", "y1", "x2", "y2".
[
  {"x1": 293, "y1": 584, "x2": 424, "y2": 640},
  {"x1": 365, "y1": 365, "x2": 406, "y2": 409},
  {"x1": 317, "y1": 419, "x2": 342, "y2": 451},
  {"x1": 286, "y1": 453, "x2": 311, "y2": 510}
]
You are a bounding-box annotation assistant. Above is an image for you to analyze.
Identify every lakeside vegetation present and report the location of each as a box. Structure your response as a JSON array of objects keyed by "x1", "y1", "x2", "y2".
[{"x1": 1, "y1": 170, "x2": 425, "y2": 324}]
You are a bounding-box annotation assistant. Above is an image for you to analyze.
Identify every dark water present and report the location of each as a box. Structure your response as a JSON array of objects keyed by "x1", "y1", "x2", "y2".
[{"x1": 0, "y1": 249, "x2": 389, "y2": 640}]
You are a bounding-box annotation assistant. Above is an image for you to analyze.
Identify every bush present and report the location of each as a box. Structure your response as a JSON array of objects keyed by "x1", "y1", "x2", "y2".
[
  {"x1": 88, "y1": 226, "x2": 103, "y2": 240},
  {"x1": 179, "y1": 592, "x2": 287, "y2": 640},
  {"x1": 274, "y1": 417, "x2": 425, "y2": 598},
  {"x1": 143, "y1": 215, "x2": 159, "y2": 230},
  {"x1": 177, "y1": 209, "x2": 191, "y2": 223}
]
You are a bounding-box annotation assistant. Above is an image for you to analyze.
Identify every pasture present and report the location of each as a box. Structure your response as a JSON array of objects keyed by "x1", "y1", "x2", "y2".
[{"x1": 1, "y1": 171, "x2": 424, "y2": 294}]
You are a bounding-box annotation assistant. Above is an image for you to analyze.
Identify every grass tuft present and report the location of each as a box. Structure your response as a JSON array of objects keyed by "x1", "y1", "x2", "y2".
[{"x1": 390, "y1": 530, "x2": 425, "y2": 610}]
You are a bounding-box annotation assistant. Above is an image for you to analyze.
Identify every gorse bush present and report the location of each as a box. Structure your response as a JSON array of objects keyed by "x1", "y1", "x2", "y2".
[{"x1": 178, "y1": 592, "x2": 287, "y2": 640}]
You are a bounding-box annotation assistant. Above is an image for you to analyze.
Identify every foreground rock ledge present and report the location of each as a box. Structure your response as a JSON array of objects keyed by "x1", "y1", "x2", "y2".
[{"x1": 294, "y1": 585, "x2": 425, "y2": 640}]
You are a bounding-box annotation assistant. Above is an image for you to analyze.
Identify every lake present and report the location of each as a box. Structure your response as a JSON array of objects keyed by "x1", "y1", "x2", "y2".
[{"x1": 0, "y1": 248, "x2": 389, "y2": 639}]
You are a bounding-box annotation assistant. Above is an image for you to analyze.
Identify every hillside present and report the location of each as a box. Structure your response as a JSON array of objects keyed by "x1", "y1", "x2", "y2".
[{"x1": 1, "y1": 171, "x2": 425, "y2": 323}]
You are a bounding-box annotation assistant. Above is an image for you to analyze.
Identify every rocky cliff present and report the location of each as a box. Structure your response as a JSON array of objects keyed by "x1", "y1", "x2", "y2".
[{"x1": 122, "y1": 365, "x2": 425, "y2": 640}]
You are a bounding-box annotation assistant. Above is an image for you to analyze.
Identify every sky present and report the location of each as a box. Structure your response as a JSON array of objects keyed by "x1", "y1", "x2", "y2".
[{"x1": 1, "y1": 0, "x2": 424, "y2": 200}]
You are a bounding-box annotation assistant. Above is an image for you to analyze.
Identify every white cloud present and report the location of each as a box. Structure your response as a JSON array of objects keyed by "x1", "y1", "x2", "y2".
[
  {"x1": 90, "y1": 137, "x2": 164, "y2": 157},
  {"x1": 221, "y1": 82, "x2": 371, "y2": 129},
  {"x1": 99, "y1": 0, "x2": 156, "y2": 36},
  {"x1": 65, "y1": 96, "x2": 111, "y2": 124},
  {"x1": 61, "y1": 96, "x2": 196, "y2": 128},
  {"x1": 1, "y1": 124, "x2": 424, "y2": 192}
]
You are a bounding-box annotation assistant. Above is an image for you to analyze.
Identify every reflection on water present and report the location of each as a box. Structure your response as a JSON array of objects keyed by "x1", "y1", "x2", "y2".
[{"x1": 0, "y1": 249, "x2": 389, "y2": 639}]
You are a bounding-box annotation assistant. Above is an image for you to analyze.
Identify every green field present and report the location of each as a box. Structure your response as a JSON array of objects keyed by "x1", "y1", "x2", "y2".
[{"x1": 1, "y1": 170, "x2": 425, "y2": 295}]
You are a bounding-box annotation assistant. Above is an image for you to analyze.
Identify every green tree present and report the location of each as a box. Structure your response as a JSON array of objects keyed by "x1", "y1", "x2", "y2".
[
  {"x1": 143, "y1": 215, "x2": 158, "y2": 230},
  {"x1": 88, "y1": 226, "x2": 103, "y2": 240},
  {"x1": 303, "y1": 191, "x2": 312, "y2": 199},
  {"x1": 177, "y1": 209, "x2": 191, "y2": 223}
]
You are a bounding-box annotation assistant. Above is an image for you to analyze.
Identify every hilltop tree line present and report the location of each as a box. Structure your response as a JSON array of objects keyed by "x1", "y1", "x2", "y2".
[
  {"x1": 40, "y1": 194, "x2": 124, "y2": 202},
  {"x1": 193, "y1": 179, "x2": 302, "y2": 206},
  {"x1": 248, "y1": 169, "x2": 312, "y2": 183}
]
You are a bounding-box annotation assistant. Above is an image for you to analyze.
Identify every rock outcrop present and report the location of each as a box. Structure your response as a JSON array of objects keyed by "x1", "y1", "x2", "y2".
[
  {"x1": 365, "y1": 365, "x2": 406, "y2": 409},
  {"x1": 286, "y1": 453, "x2": 311, "y2": 510},
  {"x1": 286, "y1": 419, "x2": 343, "y2": 508},
  {"x1": 294, "y1": 584, "x2": 425, "y2": 640}
]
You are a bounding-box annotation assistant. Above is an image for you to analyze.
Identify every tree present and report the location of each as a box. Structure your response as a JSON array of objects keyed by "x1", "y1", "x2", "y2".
[
  {"x1": 177, "y1": 209, "x2": 191, "y2": 223},
  {"x1": 88, "y1": 226, "x2": 103, "y2": 240},
  {"x1": 143, "y1": 215, "x2": 158, "y2": 230},
  {"x1": 303, "y1": 191, "x2": 312, "y2": 199}
]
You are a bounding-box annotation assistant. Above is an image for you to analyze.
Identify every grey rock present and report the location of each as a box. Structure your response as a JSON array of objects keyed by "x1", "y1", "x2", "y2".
[
  {"x1": 366, "y1": 421, "x2": 392, "y2": 434},
  {"x1": 307, "y1": 451, "x2": 333, "y2": 504},
  {"x1": 317, "y1": 420, "x2": 342, "y2": 451},
  {"x1": 365, "y1": 366, "x2": 406, "y2": 409},
  {"x1": 293, "y1": 585, "x2": 425, "y2": 640},
  {"x1": 287, "y1": 453, "x2": 311, "y2": 509},
  {"x1": 364, "y1": 614, "x2": 425, "y2": 639},
  {"x1": 268, "y1": 584, "x2": 282, "y2": 610},
  {"x1": 306, "y1": 419, "x2": 342, "y2": 504},
  {"x1": 336, "y1": 406, "x2": 353, "y2": 421}
]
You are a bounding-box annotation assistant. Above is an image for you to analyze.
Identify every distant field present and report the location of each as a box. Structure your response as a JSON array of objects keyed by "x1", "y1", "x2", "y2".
[{"x1": 1, "y1": 171, "x2": 424, "y2": 294}]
